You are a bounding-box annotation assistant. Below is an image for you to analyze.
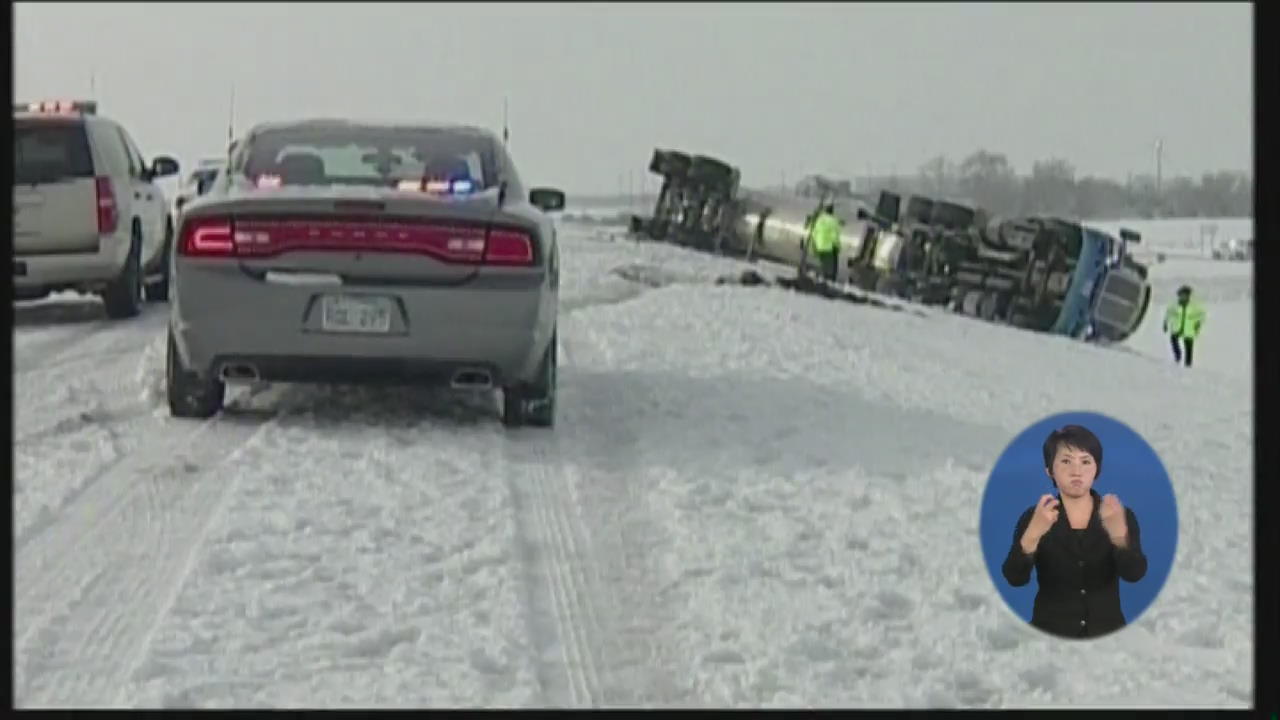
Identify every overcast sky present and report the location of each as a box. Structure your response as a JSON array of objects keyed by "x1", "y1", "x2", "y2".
[{"x1": 14, "y1": 2, "x2": 1252, "y2": 195}]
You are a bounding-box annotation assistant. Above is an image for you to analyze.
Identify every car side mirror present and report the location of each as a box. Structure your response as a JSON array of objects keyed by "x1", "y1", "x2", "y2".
[
  {"x1": 529, "y1": 187, "x2": 566, "y2": 213},
  {"x1": 150, "y1": 155, "x2": 180, "y2": 179}
]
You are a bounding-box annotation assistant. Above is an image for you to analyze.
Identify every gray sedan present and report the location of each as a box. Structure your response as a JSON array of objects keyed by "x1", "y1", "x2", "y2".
[{"x1": 167, "y1": 120, "x2": 565, "y2": 427}]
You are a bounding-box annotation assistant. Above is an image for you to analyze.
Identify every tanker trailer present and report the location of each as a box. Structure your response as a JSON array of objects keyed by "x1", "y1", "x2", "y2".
[
  {"x1": 634, "y1": 148, "x2": 874, "y2": 282},
  {"x1": 730, "y1": 189, "x2": 874, "y2": 283}
]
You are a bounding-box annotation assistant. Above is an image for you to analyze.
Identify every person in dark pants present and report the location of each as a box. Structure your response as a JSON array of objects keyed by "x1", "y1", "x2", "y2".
[
  {"x1": 1163, "y1": 285, "x2": 1206, "y2": 367},
  {"x1": 1002, "y1": 424, "x2": 1148, "y2": 639}
]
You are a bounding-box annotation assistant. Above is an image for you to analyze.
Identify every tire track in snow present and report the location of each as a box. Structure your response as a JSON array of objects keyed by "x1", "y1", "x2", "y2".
[
  {"x1": 552, "y1": 320, "x2": 692, "y2": 706},
  {"x1": 13, "y1": 307, "x2": 168, "y2": 442},
  {"x1": 13, "y1": 386, "x2": 294, "y2": 708},
  {"x1": 501, "y1": 337, "x2": 611, "y2": 707},
  {"x1": 14, "y1": 318, "x2": 205, "y2": 548},
  {"x1": 13, "y1": 302, "x2": 166, "y2": 375}
]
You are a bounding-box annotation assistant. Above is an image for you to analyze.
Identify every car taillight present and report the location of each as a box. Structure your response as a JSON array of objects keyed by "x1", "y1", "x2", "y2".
[
  {"x1": 179, "y1": 217, "x2": 235, "y2": 256},
  {"x1": 176, "y1": 217, "x2": 536, "y2": 266},
  {"x1": 484, "y1": 228, "x2": 534, "y2": 266},
  {"x1": 95, "y1": 176, "x2": 118, "y2": 235}
]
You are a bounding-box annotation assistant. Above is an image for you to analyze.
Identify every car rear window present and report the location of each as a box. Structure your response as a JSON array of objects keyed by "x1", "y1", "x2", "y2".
[
  {"x1": 14, "y1": 119, "x2": 95, "y2": 184},
  {"x1": 240, "y1": 126, "x2": 497, "y2": 190}
]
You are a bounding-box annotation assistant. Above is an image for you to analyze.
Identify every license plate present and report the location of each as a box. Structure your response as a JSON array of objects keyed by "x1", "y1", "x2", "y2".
[{"x1": 320, "y1": 294, "x2": 393, "y2": 334}]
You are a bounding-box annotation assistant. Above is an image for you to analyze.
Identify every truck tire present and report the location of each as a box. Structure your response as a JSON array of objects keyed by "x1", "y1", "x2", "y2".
[{"x1": 690, "y1": 155, "x2": 734, "y2": 187}]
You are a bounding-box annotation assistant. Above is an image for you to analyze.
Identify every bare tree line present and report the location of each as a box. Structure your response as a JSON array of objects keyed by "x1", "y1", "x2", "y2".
[{"x1": 854, "y1": 150, "x2": 1252, "y2": 220}]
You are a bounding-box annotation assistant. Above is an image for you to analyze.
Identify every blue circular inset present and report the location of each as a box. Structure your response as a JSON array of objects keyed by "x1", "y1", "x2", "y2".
[{"x1": 978, "y1": 411, "x2": 1179, "y2": 637}]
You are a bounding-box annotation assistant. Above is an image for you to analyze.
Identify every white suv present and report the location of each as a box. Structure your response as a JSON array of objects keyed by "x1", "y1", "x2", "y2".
[{"x1": 13, "y1": 100, "x2": 180, "y2": 317}]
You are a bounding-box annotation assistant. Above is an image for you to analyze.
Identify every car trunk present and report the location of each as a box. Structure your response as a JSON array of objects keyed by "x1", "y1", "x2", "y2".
[
  {"x1": 185, "y1": 186, "x2": 541, "y2": 286},
  {"x1": 13, "y1": 118, "x2": 101, "y2": 255}
]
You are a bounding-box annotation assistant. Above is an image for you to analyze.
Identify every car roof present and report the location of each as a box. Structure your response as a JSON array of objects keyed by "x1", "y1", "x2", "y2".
[{"x1": 245, "y1": 118, "x2": 497, "y2": 141}]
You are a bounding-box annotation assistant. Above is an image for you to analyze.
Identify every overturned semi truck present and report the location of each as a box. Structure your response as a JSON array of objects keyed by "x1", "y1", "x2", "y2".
[{"x1": 629, "y1": 148, "x2": 1153, "y2": 343}]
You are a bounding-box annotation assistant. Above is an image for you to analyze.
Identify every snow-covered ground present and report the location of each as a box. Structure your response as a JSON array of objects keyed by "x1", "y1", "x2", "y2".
[{"x1": 13, "y1": 221, "x2": 1252, "y2": 708}]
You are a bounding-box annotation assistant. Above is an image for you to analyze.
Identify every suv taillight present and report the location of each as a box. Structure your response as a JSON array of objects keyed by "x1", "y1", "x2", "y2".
[{"x1": 95, "y1": 176, "x2": 119, "y2": 235}]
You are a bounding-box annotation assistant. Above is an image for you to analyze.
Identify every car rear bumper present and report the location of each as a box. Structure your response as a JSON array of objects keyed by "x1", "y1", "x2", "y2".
[
  {"x1": 206, "y1": 354, "x2": 508, "y2": 386},
  {"x1": 172, "y1": 263, "x2": 557, "y2": 386},
  {"x1": 13, "y1": 233, "x2": 131, "y2": 289}
]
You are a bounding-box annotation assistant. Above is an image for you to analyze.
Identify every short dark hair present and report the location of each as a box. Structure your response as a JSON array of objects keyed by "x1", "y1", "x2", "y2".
[{"x1": 1042, "y1": 424, "x2": 1103, "y2": 476}]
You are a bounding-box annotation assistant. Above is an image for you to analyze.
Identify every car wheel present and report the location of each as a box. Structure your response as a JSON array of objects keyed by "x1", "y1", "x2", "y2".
[
  {"x1": 101, "y1": 227, "x2": 143, "y2": 319},
  {"x1": 502, "y1": 330, "x2": 557, "y2": 429},
  {"x1": 144, "y1": 219, "x2": 173, "y2": 303},
  {"x1": 166, "y1": 328, "x2": 224, "y2": 419}
]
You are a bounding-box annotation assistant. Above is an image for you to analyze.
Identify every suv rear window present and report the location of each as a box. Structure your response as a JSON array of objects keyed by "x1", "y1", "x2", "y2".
[
  {"x1": 14, "y1": 119, "x2": 95, "y2": 185},
  {"x1": 240, "y1": 126, "x2": 497, "y2": 190}
]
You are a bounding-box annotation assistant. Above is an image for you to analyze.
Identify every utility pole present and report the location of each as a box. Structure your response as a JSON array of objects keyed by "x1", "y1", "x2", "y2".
[
  {"x1": 89, "y1": 71, "x2": 96, "y2": 97},
  {"x1": 502, "y1": 96, "x2": 509, "y2": 146},
  {"x1": 1154, "y1": 139, "x2": 1163, "y2": 195}
]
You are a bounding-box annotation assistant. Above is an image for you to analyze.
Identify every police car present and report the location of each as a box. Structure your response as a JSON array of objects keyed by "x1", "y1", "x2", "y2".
[{"x1": 14, "y1": 100, "x2": 181, "y2": 315}]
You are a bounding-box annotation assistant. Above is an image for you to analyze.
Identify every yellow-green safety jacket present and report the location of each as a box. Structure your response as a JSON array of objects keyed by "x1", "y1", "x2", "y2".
[
  {"x1": 808, "y1": 211, "x2": 843, "y2": 254},
  {"x1": 1164, "y1": 299, "x2": 1206, "y2": 340}
]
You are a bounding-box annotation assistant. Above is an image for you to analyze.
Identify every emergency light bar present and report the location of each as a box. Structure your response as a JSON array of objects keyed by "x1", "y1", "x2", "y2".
[
  {"x1": 400, "y1": 178, "x2": 476, "y2": 195},
  {"x1": 16, "y1": 100, "x2": 98, "y2": 115}
]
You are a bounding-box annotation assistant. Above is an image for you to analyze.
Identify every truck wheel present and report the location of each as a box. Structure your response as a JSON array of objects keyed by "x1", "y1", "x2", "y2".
[
  {"x1": 978, "y1": 291, "x2": 1001, "y2": 321},
  {"x1": 101, "y1": 227, "x2": 143, "y2": 319},
  {"x1": 502, "y1": 331, "x2": 557, "y2": 429},
  {"x1": 166, "y1": 329, "x2": 224, "y2": 418}
]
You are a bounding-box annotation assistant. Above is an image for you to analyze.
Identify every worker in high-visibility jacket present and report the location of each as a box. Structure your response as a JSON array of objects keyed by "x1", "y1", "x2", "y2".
[
  {"x1": 807, "y1": 203, "x2": 843, "y2": 282},
  {"x1": 1162, "y1": 285, "x2": 1206, "y2": 367}
]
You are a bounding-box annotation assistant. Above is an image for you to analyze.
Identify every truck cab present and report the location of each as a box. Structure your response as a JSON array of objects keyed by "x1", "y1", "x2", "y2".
[{"x1": 1054, "y1": 225, "x2": 1152, "y2": 343}]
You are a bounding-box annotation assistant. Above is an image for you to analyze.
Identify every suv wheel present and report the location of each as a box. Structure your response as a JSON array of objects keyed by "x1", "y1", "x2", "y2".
[{"x1": 101, "y1": 228, "x2": 143, "y2": 319}]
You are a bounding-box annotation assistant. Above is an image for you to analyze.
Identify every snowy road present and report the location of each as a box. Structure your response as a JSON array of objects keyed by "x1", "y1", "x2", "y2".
[{"x1": 13, "y1": 223, "x2": 1253, "y2": 708}]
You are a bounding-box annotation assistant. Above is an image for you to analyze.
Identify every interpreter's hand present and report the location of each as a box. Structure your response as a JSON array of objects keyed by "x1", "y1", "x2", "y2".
[
  {"x1": 1020, "y1": 494, "x2": 1059, "y2": 553},
  {"x1": 1100, "y1": 493, "x2": 1128, "y2": 541}
]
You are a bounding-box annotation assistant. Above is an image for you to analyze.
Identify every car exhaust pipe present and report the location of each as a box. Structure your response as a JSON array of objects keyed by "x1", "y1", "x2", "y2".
[
  {"x1": 450, "y1": 369, "x2": 493, "y2": 391},
  {"x1": 219, "y1": 363, "x2": 260, "y2": 382}
]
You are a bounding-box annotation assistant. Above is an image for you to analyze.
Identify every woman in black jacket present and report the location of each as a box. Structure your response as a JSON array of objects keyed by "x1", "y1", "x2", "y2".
[{"x1": 1001, "y1": 424, "x2": 1148, "y2": 639}]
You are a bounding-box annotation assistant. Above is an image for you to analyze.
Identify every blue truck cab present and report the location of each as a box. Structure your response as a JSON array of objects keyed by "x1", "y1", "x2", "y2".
[{"x1": 1050, "y1": 223, "x2": 1152, "y2": 343}]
